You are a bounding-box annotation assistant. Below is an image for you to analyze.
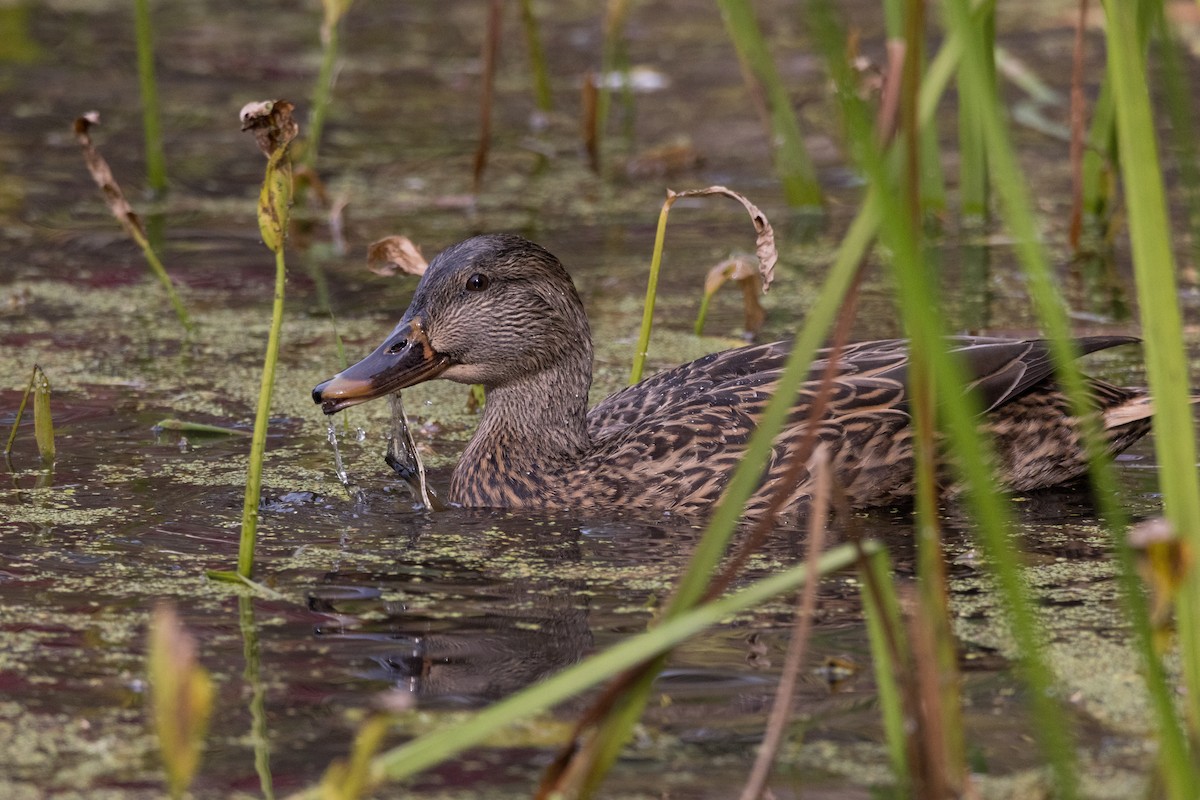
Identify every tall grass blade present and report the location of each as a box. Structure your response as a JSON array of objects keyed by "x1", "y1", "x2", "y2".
[
  {"x1": 858, "y1": 547, "x2": 911, "y2": 791},
  {"x1": 1105, "y1": 0, "x2": 1200, "y2": 750},
  {"x1": 1150, "y1": 0, "x2": 1200, "y2": 264},
  {"x1": 817, "y1": 1, "x2": 1080, "y2": 794},
  {"x1": 305, "y1": 0, "x2": 353, "y2": 172},
  {"x1": 715, "y1": 0, "x2": 822, "y2": 209},
  {"x1": 133, "y1": 0, "x2": 166, "y2": 194},
  {"x1": 941, "y1": 0, "x2": 1198, "y2": 793},
  {"x1": 519, "y1": 0, "x2": 553, "y2": 112}
]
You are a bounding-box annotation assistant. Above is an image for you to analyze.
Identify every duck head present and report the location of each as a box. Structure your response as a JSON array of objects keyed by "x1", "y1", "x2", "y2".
[{"x1": 313, "y1": 234, "x2": 591, "y2": 414}]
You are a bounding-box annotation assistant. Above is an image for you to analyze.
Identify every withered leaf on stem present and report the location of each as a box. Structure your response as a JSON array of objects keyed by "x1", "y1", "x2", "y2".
[
  {"x1": 73, "y1": 112, "x2": 146, "y2": 241},
  {"x1": 239, "y1": 99, "x2": 299, "y2": 159},
  {"x1": 240, "y1": 100, "x2": 299, "y2": 253},
  {"x1": 367, "y1": 235, "x2": 429, "y2": 277},
  {"x1": 668, "y1": 185, "x2": 778, "y2": 290}
]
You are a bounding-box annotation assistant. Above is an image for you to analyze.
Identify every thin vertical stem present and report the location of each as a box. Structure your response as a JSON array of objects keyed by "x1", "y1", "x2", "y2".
[
  {"x1": 133, "y1": 0, "x2": 167, "y2": 194},
  {"x1": 238, "y1": 246, "x2": 287, "y2": 578}
]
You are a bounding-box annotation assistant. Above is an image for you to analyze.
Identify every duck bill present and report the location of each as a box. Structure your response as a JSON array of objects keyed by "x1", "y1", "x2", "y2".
[{"x1": 312, "y1": 319, "x2": 450, "y2": 414}]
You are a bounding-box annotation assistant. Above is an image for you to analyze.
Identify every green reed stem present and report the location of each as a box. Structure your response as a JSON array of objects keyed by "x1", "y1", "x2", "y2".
[
  {"x1": 237, "y1": 245, "x2": 287, "y2": 579},
  {"x1": 956, "y1": 0, "x2": 992, "y2": 219},
  {"x1": 716, "y1": 0, "x2": 822, "y2": 209},
  {"x1": 3, "y1": 365, "x2": 36, "y2": 457},
  {"x1": 130, "y1": 224, "x2": 193, "y2": 334},
  {"x1": 133, "y1": 0, "x2": 167, "y2": 194},
  {"x1": 306, "y1": 4, "x2": 347, "y2": 171},
  {"x1": 519, "y1": 0, "x2": 553, "y2": 112},
  {"x1": 1106, "y1": 0, "x2": 1200, "y2": 757},
  {"x1": 946, "y1": 0, "x2": 1197, "y2": 793},
  {"x1": 628, "y1": 200, "x2": 672, "y2": 384},
  {"x1": 821, "y1": 1, "x2": 1081, "y2": 794}
]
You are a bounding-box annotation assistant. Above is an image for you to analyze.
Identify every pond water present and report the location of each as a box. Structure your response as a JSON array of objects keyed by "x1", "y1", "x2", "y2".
[{"x1": 2, "y1": 0, "x2": 1198, "y2": 798}]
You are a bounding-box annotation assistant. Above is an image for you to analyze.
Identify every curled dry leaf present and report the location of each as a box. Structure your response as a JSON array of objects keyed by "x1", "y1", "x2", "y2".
[
  {"x1": 667, "y1": 185, "x2": 778, "y2": 290},
  {"x1": 239, "y1": 99, "x2": 299, "y2": 159},
  {"x1": 73, "y1": 112, "x2": 146, "y2": 241},
  {"x1": 367, "y1": 235, "x2": 428, "y2": 277},
  {"x1": 697, "y1": 256, "x2": 765, "y2": 337}
]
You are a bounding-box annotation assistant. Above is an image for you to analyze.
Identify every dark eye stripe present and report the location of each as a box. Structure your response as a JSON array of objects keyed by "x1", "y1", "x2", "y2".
[{"x1": 466, "y1": 273, "x2": 490, "y2": 292}]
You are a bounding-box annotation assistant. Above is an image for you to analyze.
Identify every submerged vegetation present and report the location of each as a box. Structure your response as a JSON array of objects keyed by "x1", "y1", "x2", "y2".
[{"x1": 3, "y1": 0, "x2": 1200, "y2": 798}]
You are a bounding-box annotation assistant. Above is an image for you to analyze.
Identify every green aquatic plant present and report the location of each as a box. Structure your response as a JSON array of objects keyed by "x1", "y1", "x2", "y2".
[
  {"x1": 304, "y1": 0, "x2": 352, "y2": 174},
  {"x1": 132, "y1": 0, "x2": 166, "y2": 194},
  {"x1": 4, "y1": 363, "x2": 54, "y2": 465},
  {"x1": 209, "y1": 100, "x2": 298, "y2": 583}
]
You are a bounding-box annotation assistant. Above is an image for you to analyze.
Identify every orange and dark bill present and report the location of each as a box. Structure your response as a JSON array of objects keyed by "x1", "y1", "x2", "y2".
[{"x1": 312, "y1": 319, "x2": 450, "y2": 414}]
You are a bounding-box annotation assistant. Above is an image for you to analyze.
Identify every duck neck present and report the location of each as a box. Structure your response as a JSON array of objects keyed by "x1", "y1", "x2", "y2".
[{"x1": 451, "y1": 345, "x2": 594, "y2": 505}]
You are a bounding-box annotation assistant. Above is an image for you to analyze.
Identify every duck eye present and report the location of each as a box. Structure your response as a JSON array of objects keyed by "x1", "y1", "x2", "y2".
[{"x1": 466, "y1": 273, "x2": 490, "y2": 292}]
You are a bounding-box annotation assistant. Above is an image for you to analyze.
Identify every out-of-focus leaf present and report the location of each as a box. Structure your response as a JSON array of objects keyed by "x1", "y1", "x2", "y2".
[
  {"x1": 32, "y1": 365, "x2": 53, "y2": 464},
  {"x1": 153, "y1": 419, "x2": 251, "y2": 437},
  {"x1": 367, "y1": 236, "x2": 428, "y2": 277},
  {"x1": 694, "y1": 255, "x2": 765, "y2": 337},
  {"x1": 669, "y1": 186, "x2": 778, "y2": 289},
  {"x1": 320, "y1": 0, "x2": 354, "y2": 43},
  {"x1": 148, "y1": 604, "x2": 215, "y2": 800},
  {"x1": 1130, "y1": 517, "x2": 1192, "y2": 654}
]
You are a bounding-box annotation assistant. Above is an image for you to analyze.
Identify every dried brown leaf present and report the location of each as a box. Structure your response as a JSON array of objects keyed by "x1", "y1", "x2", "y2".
[
  {"x1": 239, "y1": 99, "x2": 299, "y2": 159},
  {"x1": 240, "y1": 100, "x2": 298, "y2": 253},
  {"x1": 700, "y1": 256, "x2": 765, "y2": 336},
  {"x1": 367, "y1": 236, "x2": 428, "y2": 277},
  {"x1": 668, "y1": 185, "x2": 778, "y2": 290},
  {"x1": 73, "y1": 112, "x2": 145, "y2": 241}
]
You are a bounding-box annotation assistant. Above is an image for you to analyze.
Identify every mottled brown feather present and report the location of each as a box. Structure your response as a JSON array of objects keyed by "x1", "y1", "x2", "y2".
[{"x1": 325, "y1": 234, "x2": 1166, "y2": 521}]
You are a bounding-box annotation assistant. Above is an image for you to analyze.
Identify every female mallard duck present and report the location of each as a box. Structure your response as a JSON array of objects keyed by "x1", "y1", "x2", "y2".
[{"x1": 313, "y1": 233, "x2": 1156, "y2": 519}]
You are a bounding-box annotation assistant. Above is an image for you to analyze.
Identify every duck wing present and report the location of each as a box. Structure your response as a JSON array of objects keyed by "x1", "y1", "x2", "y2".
[
  {"x1": 587, "y1": 338, "x2": 908, "y2": 440},
  {"x1": 589, "y1": 334, "x2": 1139, "y2": 439}
]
